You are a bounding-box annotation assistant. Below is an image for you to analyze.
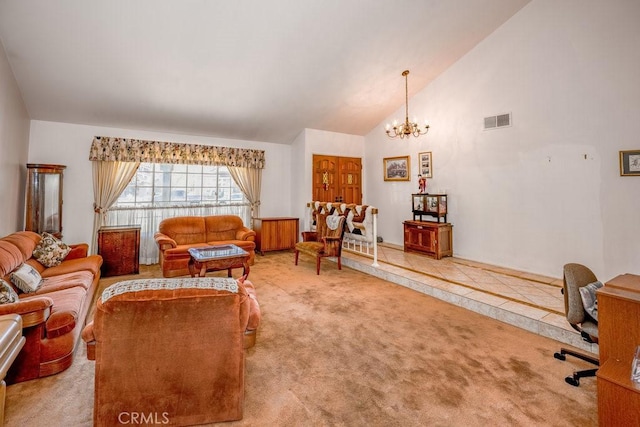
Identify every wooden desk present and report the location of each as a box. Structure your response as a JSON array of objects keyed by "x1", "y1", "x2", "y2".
[{"x1": 597, "y1": 274, "x2": 640, "y2": 426}]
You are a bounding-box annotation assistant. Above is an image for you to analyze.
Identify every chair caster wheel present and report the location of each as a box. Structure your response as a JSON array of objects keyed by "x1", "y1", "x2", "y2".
[
  {"x1": 554, "y1": 352, "x2": 566, "y2": 361},
  {"x1": 565, "y1": 376, "x2": 580, "y2": 387}
]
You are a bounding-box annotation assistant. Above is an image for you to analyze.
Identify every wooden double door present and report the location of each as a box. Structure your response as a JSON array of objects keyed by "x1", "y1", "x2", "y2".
[{"x1": 312, "y1": 155, "x2": 362, "y2": 204}]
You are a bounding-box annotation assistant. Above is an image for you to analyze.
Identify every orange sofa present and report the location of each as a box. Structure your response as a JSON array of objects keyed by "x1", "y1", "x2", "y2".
[
  {"x1": 154, "y1": 215, "x2": 256, "y2": 278},
  {"x1": 82, "y1": 276, "x2": 261, "y2": 424},
  {"x1": 0, "y1": 231, "x2": 102, "y2": 383}
]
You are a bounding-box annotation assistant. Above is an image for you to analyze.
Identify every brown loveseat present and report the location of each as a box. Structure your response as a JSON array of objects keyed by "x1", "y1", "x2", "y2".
[
  {"x1": 0, "y1": 231, "x2": 102, "y2": 383},
  {"x1": 82, "y1": 276, "x2": 261, "y2": 425},
  {"x1": 154, "y1": 215, "x2": 256, "y2": 278}
]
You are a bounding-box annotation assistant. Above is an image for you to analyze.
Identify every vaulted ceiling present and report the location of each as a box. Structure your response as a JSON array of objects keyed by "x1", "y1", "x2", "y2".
[{"x1": 0, "y1": 0, "x2": 530, "y2": 144}]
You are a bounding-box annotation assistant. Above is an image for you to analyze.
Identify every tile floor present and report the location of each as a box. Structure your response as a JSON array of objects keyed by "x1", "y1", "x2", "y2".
[{"x1": 341, "y1": 243, "x2": 598, "y2": 355}]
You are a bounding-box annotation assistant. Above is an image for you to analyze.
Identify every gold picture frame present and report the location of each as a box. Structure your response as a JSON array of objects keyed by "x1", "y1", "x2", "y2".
[
  {"x1": 383, "y1": 156, "x2": 410, "y2": 181},
  {"x1": 620, "y1": 150, "x2": 640, "y2": 176}
]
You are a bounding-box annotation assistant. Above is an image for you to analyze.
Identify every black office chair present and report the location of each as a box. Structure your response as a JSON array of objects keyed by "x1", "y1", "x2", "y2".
[{"x1": 553, "y1": 263, "x2": 600, "y2": 386}]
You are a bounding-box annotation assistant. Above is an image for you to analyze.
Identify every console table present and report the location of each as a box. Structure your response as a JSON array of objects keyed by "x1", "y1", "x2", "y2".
[
  {"x1": 403, "y1": 220, "x2": 453, "y2": 259},
  {"x1": 252, "y1": 217, "x2": 299, "y2": 255},
  {"x1": 597, "y1": 274, "x2": 640, "y2": 426}
]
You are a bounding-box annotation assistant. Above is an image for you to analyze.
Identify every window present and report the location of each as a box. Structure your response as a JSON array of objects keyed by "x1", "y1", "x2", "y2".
[
  {"x1": 108, "y1": 162, "x2": 250, "y2": 265},
  {"x1": 115, "y1": 163, "x2": 247, "y2": 208}
]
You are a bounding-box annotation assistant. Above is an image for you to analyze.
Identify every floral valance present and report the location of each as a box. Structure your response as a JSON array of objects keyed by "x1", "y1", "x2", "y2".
[{"x1": 89, "y1": 136, "x2": 265, "y2": 169}]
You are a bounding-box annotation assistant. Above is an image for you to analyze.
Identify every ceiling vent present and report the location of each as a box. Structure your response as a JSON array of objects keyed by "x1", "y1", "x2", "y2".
[{"x1": 483, "y1": 113, "x2": 511, "y2": 130}]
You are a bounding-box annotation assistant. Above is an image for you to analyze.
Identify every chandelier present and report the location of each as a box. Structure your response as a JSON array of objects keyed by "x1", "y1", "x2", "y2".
[{"x1": 385, "y1": 70, "x2": 429, "y2": 139}]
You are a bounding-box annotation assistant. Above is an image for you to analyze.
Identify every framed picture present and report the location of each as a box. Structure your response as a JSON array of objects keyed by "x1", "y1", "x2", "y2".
[
  {"x1": 418, "y1": 151, "x2": 432, "y2": 178},
  {"x1": 620, "y1": 150, "x2": 640, "y2": 176},
  {"x1": 383, "y1": 156, "x2": 410, "y2": 181}
]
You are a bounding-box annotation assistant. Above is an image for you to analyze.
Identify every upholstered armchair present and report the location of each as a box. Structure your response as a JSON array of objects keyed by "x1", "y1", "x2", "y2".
[
  {"x1": 82, "y1": 277, "x2": 261, "y2": 426},
  {"x1": 294, "y1": 213, "x2": 346, "y2": 274}
]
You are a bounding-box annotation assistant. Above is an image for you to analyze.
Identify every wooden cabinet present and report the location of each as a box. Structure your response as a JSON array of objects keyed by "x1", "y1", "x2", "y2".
[
  {"x1": 98, "y1": 226, "x2": 140, "y2": 277},
  {"x1": 252, "y1": 217, "x2": 299, "y2": 255},
  {"x1": 25, "y1": 164, "x2": 66, "y2": 238},
  {"x1": 403, "y1": 220, "x2": 453, "y2": 259},
  {"x1": 596, "y1": 274, "x2": 640, "y2": 426}
]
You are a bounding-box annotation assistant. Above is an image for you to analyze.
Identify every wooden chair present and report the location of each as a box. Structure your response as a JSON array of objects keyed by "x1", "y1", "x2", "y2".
[{"x1": 294, "y1": 213, "x2": 346, "y2": 275}]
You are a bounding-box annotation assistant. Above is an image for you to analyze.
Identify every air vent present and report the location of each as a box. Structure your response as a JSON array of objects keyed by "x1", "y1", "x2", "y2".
[{"x1": 483, "y1": 113, "x2": 511, "y2": 130}]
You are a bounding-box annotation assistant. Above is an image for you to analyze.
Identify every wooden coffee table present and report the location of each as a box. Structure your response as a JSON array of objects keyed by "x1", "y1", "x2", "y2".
[{"x1": 188, "y1": 244, "x2": 250, "y2": 278}]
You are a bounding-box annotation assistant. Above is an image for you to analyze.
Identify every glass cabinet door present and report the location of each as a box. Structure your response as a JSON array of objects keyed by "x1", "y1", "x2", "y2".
[{"x1": 25, "y1": 164, "x2": 66, "y2": 238}]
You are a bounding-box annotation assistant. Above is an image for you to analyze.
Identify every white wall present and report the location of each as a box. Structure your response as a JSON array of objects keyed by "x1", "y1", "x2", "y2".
[
  {"x1": 365, "y1": 0, "x2": 640, "y2": 280},
  {"x1": 0, "y1": 40, "x2": 30, "y2": 236},
  {"x1": 28, "y1": 121, "x2": 294, "y2": 246},
  {"x1": 291, "y1": 128, "x2": 365, "y2": 230}
]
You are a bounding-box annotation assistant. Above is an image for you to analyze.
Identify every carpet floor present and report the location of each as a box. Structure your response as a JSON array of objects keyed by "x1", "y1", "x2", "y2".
[{"x1": 5, "y1": 251, "x2": 597, "y2": 426}]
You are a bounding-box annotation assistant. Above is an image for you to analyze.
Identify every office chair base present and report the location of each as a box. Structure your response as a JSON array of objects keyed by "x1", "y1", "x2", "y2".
[
  {"x1": 554, "y1": 348, "x2": 599, "y2": 366},
  {"x1": 565, "y1": 368, "x2": 598, "y2": 387},
  {"x1": 554, "y1": 348, "x2": 599, "y2": 387}
]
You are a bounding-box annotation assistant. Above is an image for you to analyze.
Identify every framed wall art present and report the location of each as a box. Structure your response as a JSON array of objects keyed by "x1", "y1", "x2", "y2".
[
  {"x1": 383, "y1": 156, "x2": 410, "y2": 181},
  {"x1": 418, "y1": 151, "x2": 432, "y2": 178},
  {"x1": 620, "y1": 150, "x2": 640, "y2": 176}
]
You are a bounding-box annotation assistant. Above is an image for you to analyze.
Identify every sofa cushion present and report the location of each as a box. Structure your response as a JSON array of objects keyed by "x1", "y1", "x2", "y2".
[
  {"x1": 32, "y1": 232, "x2": 72, "y2": 267},
  {"x1": 204, "y1": 215, "x2": 245, "y2": 241},
  {"x1": 37, "y1": 255, "x2": 103, "y2": 278},
  {"x1": 42, "y1": 286, "x2": 87, "y2": 338},
  {"x1": 0, "y1": 279, "x2": 19, "y2": 304},
  {"x1": 10, "y1": 263, "x2": 43, "y2": 293},
  {"x1": 158, "y1": 216, "x2": 207, "y2": 245},
  {"x1": 0, "y1": 231, "x2": 39, "y2": 261},
  {"x1": 0, "y1": 241, "x2": 26, "y2": 278},
  {"x1": 36, "y1": 270, "x2": 95, "y2": 295}
]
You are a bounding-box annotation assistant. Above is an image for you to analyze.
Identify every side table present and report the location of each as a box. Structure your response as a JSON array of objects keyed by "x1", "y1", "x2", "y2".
[
  {"x1": 98, "y1": 225, "x2": 141, "y2": 277},
  {"x1": 252, "y1": 217, "x2": 299, "y2": 255},
  {"x1": 0, "y1": 314, "x2": 25, "y2": 425}
]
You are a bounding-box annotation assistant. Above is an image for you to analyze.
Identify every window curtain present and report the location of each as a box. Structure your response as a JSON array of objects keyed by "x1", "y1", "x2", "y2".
[
  {"x1": 89, "y1": 136, "x2": 265, "y2": 262},
  {"x1": 91, "y1": 161, "x2": 140, "y2": 254},
  {"x1": 228, "y1": 166, "x2": 262, "y2": 226}
]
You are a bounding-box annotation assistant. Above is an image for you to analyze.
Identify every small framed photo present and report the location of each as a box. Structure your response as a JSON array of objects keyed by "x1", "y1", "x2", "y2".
[
  {"x1": 418, "y1": 151, "x2": 432, "y2": 178},
  {"x1": 620, "y1": 150, "x2": 640, "y2": 176},
  {"x1": 383, "y1": 156, "x2": 410, "y2": 181}
]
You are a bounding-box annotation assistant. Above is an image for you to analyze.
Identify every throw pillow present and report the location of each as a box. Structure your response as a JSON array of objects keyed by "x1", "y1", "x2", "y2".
[
  {"x1": 33, "y1": 232, "x2": 71, "y2": 267},
  {"x1": 10, "y1": 263, "x2": 43, "y2": 293},
  {"x1": 0, "y1": 279, "x2": 19, "y2": 304},
  {"x1": 579, "y1": 280, "x2": 603, "y2": 321}
]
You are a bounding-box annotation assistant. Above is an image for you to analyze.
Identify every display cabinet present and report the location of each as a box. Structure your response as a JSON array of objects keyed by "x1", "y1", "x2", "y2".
[
  {"x1": 412, "y1": 193, "x2": 447, "y2": 223},
  {"x1": 25, "y1": 164, "x2": 66, "y2": 238}
]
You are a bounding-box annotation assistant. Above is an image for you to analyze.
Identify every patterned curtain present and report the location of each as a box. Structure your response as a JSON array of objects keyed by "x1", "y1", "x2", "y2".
[{"x1": 89, "y1": 136, "x2": 265, "y2": 168}]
